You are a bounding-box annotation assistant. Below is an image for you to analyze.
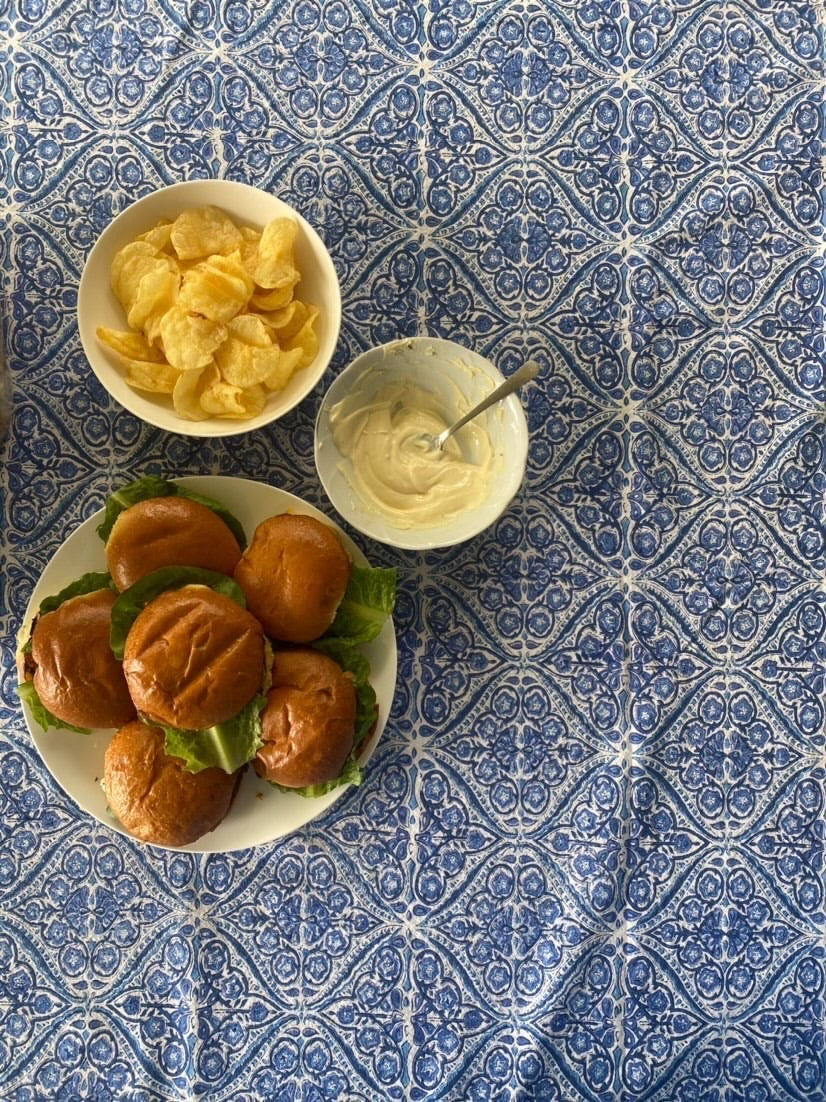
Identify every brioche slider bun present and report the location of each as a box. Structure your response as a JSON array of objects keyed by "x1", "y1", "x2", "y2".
[
  {"x1": 256, "y1": 647, "x2": 357, "y2": 788},
  {"x1": 106, "y1": 496, "x2": 242, "y2": 591},
  {"x1": 123, "y1": 585, "x2": 265, "y2": 730},
  {"x1": 104, "y1": 721, "x2": 239, "y2": 846},
  {"x1": 29, "y1": 588, "x2": 136, "y2": 729},
  {"x1": 234, "y1": 513, "x2": 351, "y2": 643}
]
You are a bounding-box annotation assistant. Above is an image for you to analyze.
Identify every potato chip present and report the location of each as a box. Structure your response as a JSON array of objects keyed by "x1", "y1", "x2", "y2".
[
  {"x1": 126, "y1": 265, "x2": 179, "y2": 333},
  {"x1": 137, "y1": 220, "x2": 174, "y2": 252},
  {"x1": 254, "y1": 217, "x2": 299, "y2": 289},
  {"x1": 172, "y1": 364, "x2": 214, "y2": 420},
  {"x1": 215, "y1": 339, "x2": 257, "y2": 387},
  {"x1": 105, "y1": 205, "x2": 322, "y2": 422},
  {"x1": 200, "y1": 377, "x2": 266, "y2": 418},
  {"x1": 143, "y1": 306, "x2": 170, "y2": 349},
  {"x1": 159, "y1": 305, "x2": 227, "y2": 371},
  {"x1": 238, "y1": 226, "x2": 261, "y2": 280},
  {"x1": 121, "y1": 358, "x2": 181, "y2": 394},
  {"x1": 111, "y1": 243, "x2": 178, "y2": 314},
  {"x1": 227, "y1": 313, "x2": 271, "y2": 347},
  {"x1": 264, "y1": 346, "x2": 302, "y2": 392},
  {"x1": 283, "y1": 313, "x2": 320, "y2": 369},
  {"x1": 178, "y1": 251, "x2": 254, "y2": 323},
  {"x1": 249, "y1": 281, "x2": 297, "y2": 312},
  {"x1": 170, "y1": 206, "x2": 243, "y2": 260},
  {"x1": 216, "y1": 339, "x2": 281, "y2": 389},
  {"x1": 259, "y1": 300, "x2": 315, "y2": 343},
  {"x1": 96, "y1": 327, "x2": 166, "y2": 363}
]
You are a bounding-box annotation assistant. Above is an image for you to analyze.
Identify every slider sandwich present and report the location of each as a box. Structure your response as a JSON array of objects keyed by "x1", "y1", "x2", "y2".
[
  {"x1": 97, "y1": 474, "x2": 246, "y2": 590},
  {"x1": 110, "y1": 567, "x2": 267, "y2": 775},
  {"x1": 18, "y1": 574, "x2": 135, "y2": 732},
  {"x1": 104, "y1": 721, "x2": 239, "y2": 847}
]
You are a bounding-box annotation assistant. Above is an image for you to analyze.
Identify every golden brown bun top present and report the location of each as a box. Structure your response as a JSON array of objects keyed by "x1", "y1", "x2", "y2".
[
  {"x1": 30, "y1": 588, "x2": 136, "y2": 730},
  {"x1": 104, "y1": 721, "x2": 239, "y2": 847},
  {"x1": 106, "y1": 496, "x2": 242, "y2": 591},
  {"x1": 256, "y1": 647, "x2": 356, "y2": 788},
  {"x1": 123, "y1": 585, "x2": 264, "y2": 730},
  {"x1": 233, "y1": 513, "x2": 351, "y2": 643}
]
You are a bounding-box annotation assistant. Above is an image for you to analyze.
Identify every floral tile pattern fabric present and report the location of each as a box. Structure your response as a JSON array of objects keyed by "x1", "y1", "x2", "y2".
[{"x1": 0, "y1": 0, "x2": 824, "y2": 1098}]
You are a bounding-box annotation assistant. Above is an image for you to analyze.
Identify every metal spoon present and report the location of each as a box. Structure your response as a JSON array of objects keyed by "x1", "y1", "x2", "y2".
[{"x1": 420, "y1": 359, "x2": 540, "y2": 452}]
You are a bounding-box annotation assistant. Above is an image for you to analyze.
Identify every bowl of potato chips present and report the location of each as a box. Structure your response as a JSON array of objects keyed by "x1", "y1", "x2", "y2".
[{"x1": 78, "y1": 179, "x2": 341, "y2": 436}]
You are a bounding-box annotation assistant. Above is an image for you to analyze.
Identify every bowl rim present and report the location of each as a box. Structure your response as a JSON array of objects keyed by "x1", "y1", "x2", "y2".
[
  {"x1": 314, "y1": 335, "x2": 530, "y2": 551},
  {"x1": 77, "y1": 178, "x2": 342, "y2": 438}
]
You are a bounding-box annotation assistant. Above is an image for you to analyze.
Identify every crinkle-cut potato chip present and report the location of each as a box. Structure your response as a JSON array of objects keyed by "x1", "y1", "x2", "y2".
[
  {"x1": 254, "y1": 217, "x2": 299, "y2": 289},
  {"x1": 172, "y1": 364, "x2": 214, "y2": 420},
  {"x1": 100, "y1": 204, "x2": 323, "y2": 424},
  {"x1": 200, "y1": 377, "x2": 266, "y2": 418},
  {"x1": 96, "y1": 327, "x2": 166, "y2": 363},
  {"x1": 178, "y1": 251, "x2": 254, "y2": 323},
  {"x1": 122, "y1": 358, "x2": 181, "y2": 394},
  {"x1": 159, "y1": 305, "x2": 227, "y2": 371},
  {"x1": 170, "y1": 206, "x2": 243, "y2": 260}
]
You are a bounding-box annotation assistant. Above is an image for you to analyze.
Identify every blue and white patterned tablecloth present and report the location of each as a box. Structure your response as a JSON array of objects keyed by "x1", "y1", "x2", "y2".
[{"x1": 1, "y1": 1, "x2": 824, "y2": 1098}]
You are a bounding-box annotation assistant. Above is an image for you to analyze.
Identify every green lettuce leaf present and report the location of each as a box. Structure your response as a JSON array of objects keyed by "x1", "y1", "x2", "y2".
[
  {"x1": 38, "y1": 571, "x2": 114, "y2": 616},
  {"x1": 282, "y1": 568, "x2": 394, "y2": 796},
  {"x1": 96, "y1": 475, "x2": 247, "y2": 548},
  {"x1": 312, "y1": 637, "x2": 377, "y2": 748},
  {"x1": 96, "y1": 475, "x2": 177, "y2": 541},
  {"x1": 272, "y1": 750, "x2": 364, "y2": 799},
  {"x1": 176, "y1": 487, "x2": 247, "y2": 549},
  {"x1": 20, "y1": 571, "x2": 115, "y2": 656},
  {"x1": 110, "y1": 566, "x2": 247, "y2": 660},
  {"x1": 269, "y1": 637, "x2": 379, "y2": 798},
  {"x1": 325, "y1": 565, "x2": 397, "y2": 646},
  {"x1": 159, "y1": 693, "x2": 265, "y2": 774},
  {"x1": 16, "y1": 680, "x2": 91, "y2": 734}
]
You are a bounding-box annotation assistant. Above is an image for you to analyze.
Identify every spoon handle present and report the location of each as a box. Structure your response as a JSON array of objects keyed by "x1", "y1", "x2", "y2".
[{"x1": 439, "y1": 359, "x2": 540, "y2": 446}]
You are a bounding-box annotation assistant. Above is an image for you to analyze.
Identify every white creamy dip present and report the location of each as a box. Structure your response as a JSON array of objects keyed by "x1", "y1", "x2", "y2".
[{"x1": 328, "y1": 380, "x2": 495, "y2": 529}]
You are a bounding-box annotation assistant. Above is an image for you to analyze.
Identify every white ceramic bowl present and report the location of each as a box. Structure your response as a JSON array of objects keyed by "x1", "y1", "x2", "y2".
[
  {"x1": 314, "y1": 337, "x2": 530, "y2": 550},
  {"x1": 77, "y1": 179, "x2": 341, "y2": 437}
]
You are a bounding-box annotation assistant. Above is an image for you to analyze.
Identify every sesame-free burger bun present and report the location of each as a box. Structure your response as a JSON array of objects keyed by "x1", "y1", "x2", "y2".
[
  {"x1": 104, "y1": 721, "x2": 239, "y2": 846},
  {"x1": 233, "y1": 514, "x2": 351, "y2": 643},
  {"x1": 106, "y1": 496, "x2": 242, "y2": 591},
  {"x1": 30, "y1": 588, "x2": 136, "y2": 729},
  {"x1": 123, "y1": 585, "x2": 265, "y2": 730},
  {"x1": 255, "y1": 647, "x2": 357, "y2": 788}
]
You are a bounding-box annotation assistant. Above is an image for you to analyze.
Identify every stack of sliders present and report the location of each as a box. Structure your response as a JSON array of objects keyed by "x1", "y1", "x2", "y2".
[{"x1": 17, "y1": 476, "x2": 396, "y2": 847}]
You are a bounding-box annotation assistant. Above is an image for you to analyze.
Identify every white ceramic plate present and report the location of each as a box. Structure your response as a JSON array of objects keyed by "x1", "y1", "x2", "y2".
[
  {"x1": 18, "y1": 476, "x2": 398, "y2": 852},
  {"x1": 77, "y1": 179, "x2": 342, "y2": 437}
]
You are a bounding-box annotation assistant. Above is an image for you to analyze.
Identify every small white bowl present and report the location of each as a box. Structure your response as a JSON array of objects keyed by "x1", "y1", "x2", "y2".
[
  {"x1": 77, "y1": 179, "x2": 341, "y2": 437},
  {"x1": 314, "y1": 337, "x2": 530, "y2": 550}
]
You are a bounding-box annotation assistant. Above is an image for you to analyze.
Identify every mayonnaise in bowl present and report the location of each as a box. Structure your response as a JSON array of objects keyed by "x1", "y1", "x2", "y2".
[
  {"x1": 314, "y1": 337, "x2": 531, "y2": 551},
  {"x1": 328, "y1": 375, "x2": 497, "y2": 529}
]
